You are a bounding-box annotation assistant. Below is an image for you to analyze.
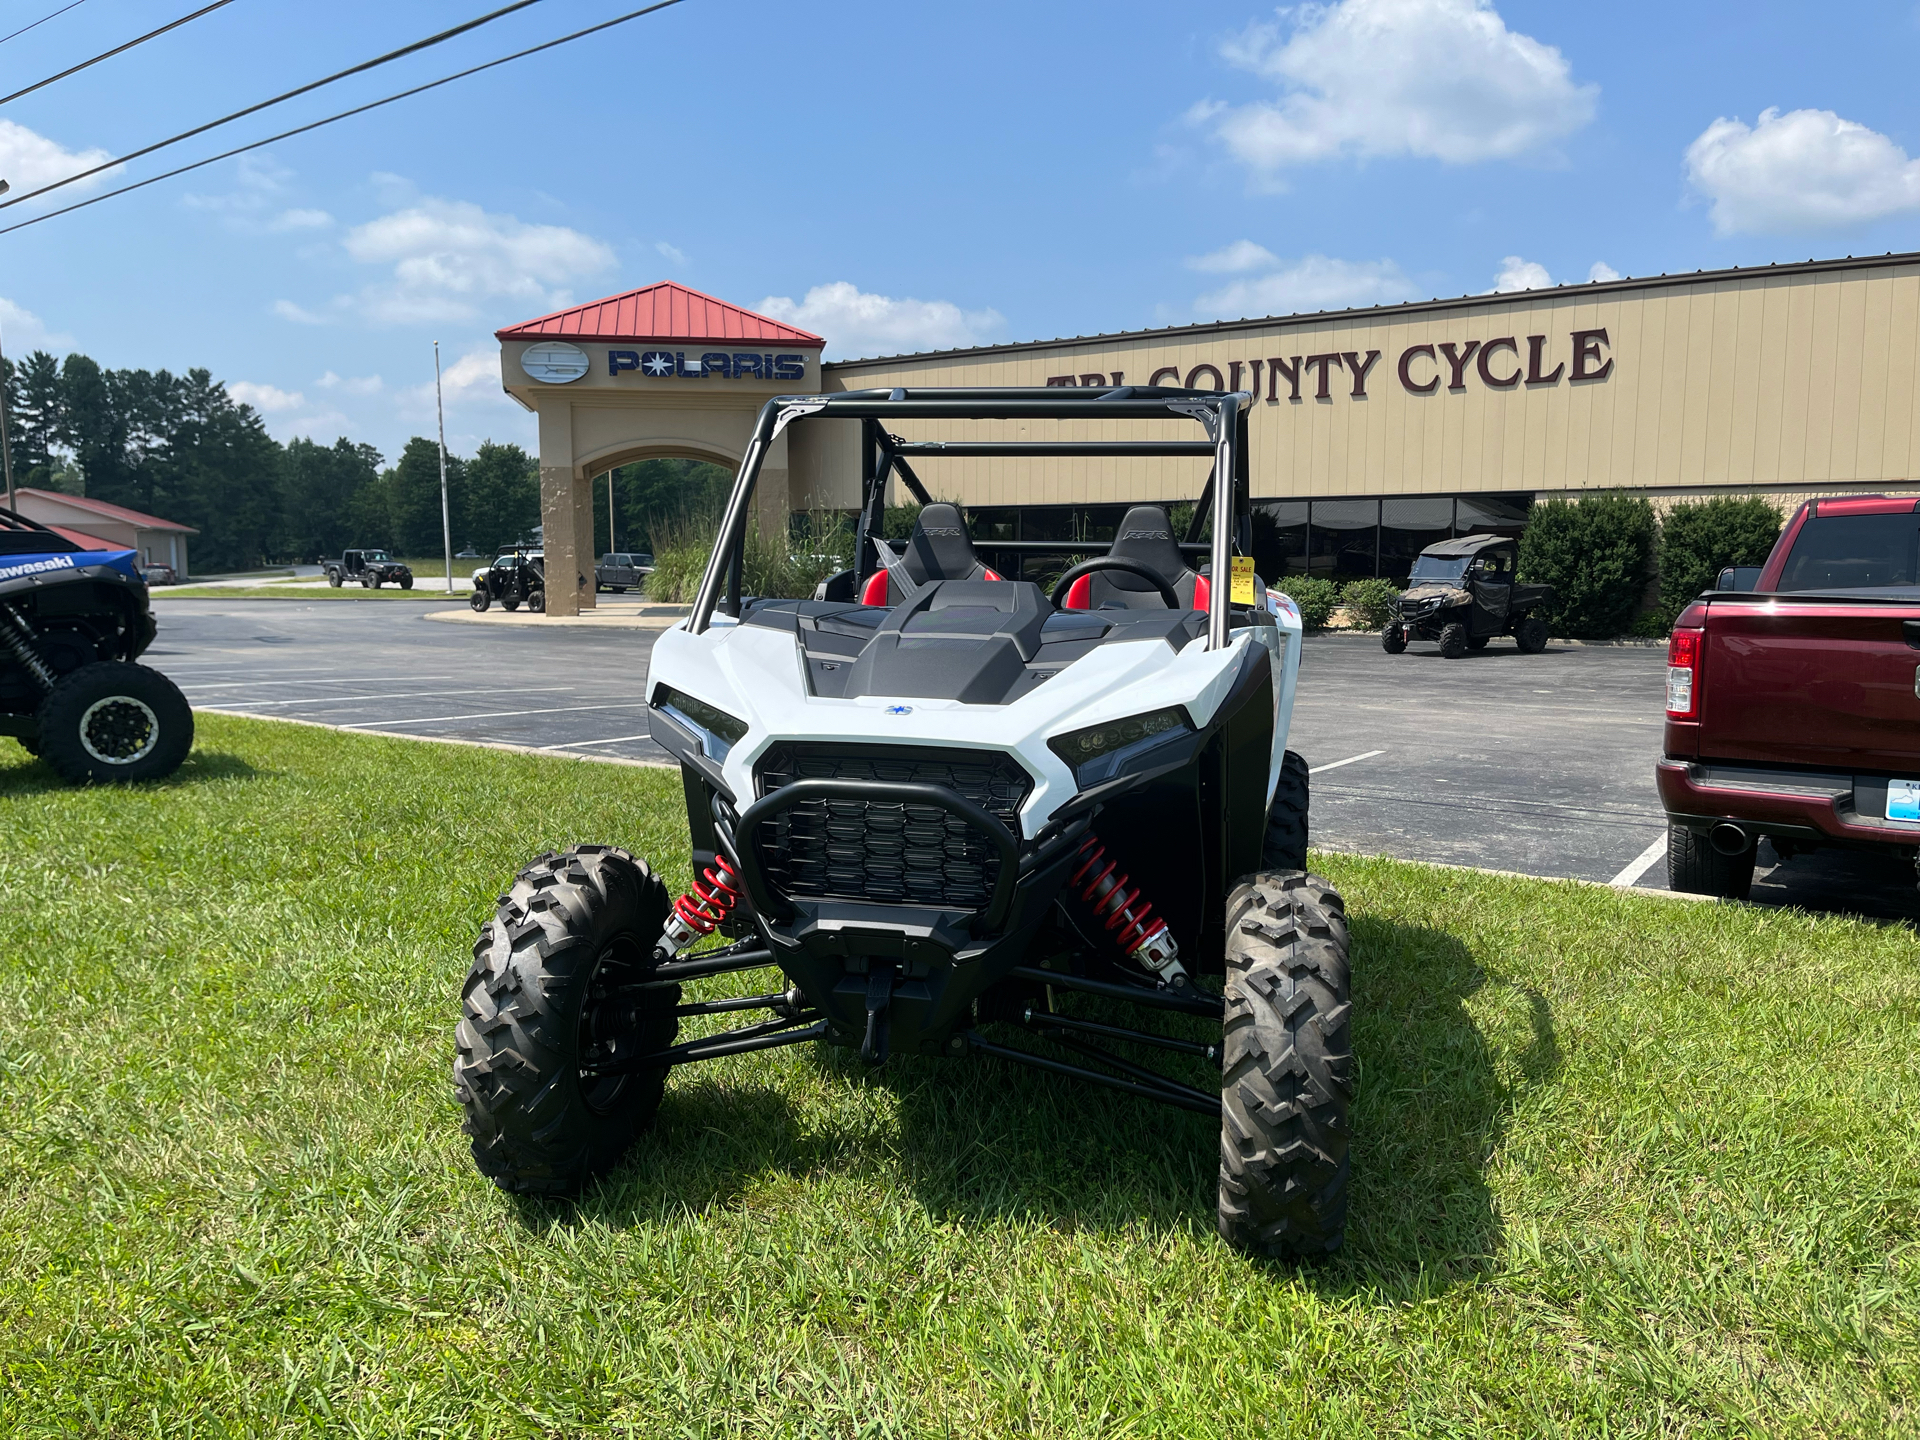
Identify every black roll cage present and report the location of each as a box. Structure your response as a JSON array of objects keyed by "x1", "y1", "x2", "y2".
[{"x1": 687, "y1": 385, "x2": 1255, "y2": 651}]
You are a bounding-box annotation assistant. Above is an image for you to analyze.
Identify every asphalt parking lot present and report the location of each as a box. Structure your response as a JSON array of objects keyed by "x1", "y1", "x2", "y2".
[{"x1": 138, "y1": 598, "x2": 1919, "y2": 923}]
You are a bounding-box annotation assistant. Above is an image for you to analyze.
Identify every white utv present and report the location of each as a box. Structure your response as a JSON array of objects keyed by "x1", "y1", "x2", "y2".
[{"x1": 453, "y1": 386, "x2": 1353, "y2": 1258}]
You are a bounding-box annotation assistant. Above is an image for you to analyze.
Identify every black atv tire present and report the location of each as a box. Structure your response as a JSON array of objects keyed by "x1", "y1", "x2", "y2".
[
  {"x1": 1262, "y1": 750, "x2": 1310, "y2": 871},
  {"x1": 611, "y1": 586, "x2": 628, "y2": 594},
  {"x1": 37, "y1": 661, "x2": 194, "y2": 784},
  {"x1": 370, "y1": 576, "x2": 383, "y2": 589},
  {"x1": 1666, "y1": 822, "x2": 1754, "y2": 900},
  {"x1": 1438, "y1": 621, "x2": 1469, "y2": 659},
  {"x1": 1381, "y1": 624, "x2": 1407, "y2": 654},
  {"x1": 503, "y1": 597, "x2": 520, "y2": 612},
  {"x1": 1467, "y1": 634, "x2": 1489, "y2": 651},
  {"x1": 528, "y1": 589, "x2": 547, "y2": 614},
  {"x1": 1516, "y1": 615, "x2": 1549, "y2": 654},
  {"x1": 359, "y1": 574, "x2": 373, "y2": 588},
  {"x1": 327, "y1": 571, "x2": 342, "y2": 588},
  {"x1": 400, "y1": 576, "x2": 414, "y2": 591},
  {"x1": 15, "y1": 732, "x2": 41, "y2": 757},
  {"x1": 470, "y1": 590, "x2": 490, "y2": 612},
  {"x1": 454, "y1": 845, "x2": 680, "y2": 1195},
  {"x1": 1219, "y1": 871, "x2": 1352, "y2": 1259}
]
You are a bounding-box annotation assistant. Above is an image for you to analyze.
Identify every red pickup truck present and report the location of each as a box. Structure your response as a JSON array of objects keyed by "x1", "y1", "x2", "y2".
[{"x1": 1658, "y1": 494, "x2": 1920, "y2": 898}]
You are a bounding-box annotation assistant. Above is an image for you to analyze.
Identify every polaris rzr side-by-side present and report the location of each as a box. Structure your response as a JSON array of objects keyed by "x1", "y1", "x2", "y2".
[
  {"x1": 0, "y1": 505, "x2": 194, "y2": 782},
  {"x1": 454, "y1": 387, "x2": 1353, "y2": 1258}
]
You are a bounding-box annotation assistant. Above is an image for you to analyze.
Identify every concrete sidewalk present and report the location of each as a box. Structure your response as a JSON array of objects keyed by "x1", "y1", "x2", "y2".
[{"x1": 426, "y1": 599, "x2": 690, "y2": 631}]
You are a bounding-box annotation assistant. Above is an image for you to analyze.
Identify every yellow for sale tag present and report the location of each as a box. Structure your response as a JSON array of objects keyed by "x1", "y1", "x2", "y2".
[{"x1": 1230, "y1": 554, "x2": 1256, "y2": 605}]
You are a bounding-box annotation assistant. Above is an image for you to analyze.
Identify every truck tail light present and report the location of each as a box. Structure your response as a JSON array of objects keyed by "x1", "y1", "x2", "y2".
[{"x1": 1667, "y1": 628, "x2": 1702, "y2": 717}]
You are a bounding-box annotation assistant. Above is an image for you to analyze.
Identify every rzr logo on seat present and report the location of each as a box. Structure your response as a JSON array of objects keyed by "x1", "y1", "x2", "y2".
[
  {"x1": 920, "y1": 527, "x2": 964, "y2": 536},
  {"x1": 1121, "y1": 529, "x2": 1171, "y2": 540}
]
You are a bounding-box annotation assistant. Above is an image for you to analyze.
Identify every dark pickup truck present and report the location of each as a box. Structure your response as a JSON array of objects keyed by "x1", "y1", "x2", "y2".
[{"x1": 1659, "y1": 494, "x2": 1920, "y2": 898}]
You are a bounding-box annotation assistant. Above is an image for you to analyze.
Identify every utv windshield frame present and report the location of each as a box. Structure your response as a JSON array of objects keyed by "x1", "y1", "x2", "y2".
[{"x1": 688, "y1": 385, "x2": 1255, "y2": 651}]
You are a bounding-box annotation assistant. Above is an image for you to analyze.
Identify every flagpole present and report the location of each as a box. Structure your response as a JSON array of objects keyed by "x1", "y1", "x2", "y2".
[{"x1": 434, "y1": 341, "x2": 452, "y2": 594}]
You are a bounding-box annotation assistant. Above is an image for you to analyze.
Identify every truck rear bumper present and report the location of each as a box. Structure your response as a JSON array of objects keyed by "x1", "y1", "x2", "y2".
[{"x1": 1656, "y1": 760, "x2": 1920, "y2": 850}]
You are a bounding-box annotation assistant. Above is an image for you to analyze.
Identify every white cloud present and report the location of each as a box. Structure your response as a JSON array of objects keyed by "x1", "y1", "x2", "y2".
[
  {"x1": 655, "y1": 240, "x2": 688, "y2": 265},
  {"x1": 271, "y1": 208, "x2": 333, "y2": 231},
  {"x1": 273, "y1": 299, "x2": 327, "y2": 325},
  {"x1": 317, "y1": 370, "x2": 383, "y2": 395},
  {"x1": 275, "y1": 409, "x2": 353, "y2": 441},
  {"x1": 340, "y1": 197, "x2": 614, "y2": 325},
  {"x1": 0, "y1": 119, "x2": 118, "y2": 201},
  {"x1": 229, "y1": 382, "x2": 305, "y2": 413},
  {"x1": 1205, "y1": 0, "x2": 1596, "y2": 186},
  {"x1": 1187, "y1": 239, "x2": 1281, "y2": 273},
  {"x1": 1193, "y1": 253, "x2": 1415, "y2": 319},
  {"x1": 1490, "y1": 255, "x2": 1552, "y2": 292},
  {"x1": 0, "y1": 296, "x2": 72, "y2": 353},
  {"x1": 756, "y1": 282, "x2": 1004, "y2": 360},
  {"x1": 1684, "y1": 107, "x2": 1920, "y2": 234},
  {"x1": 1588, "y1": 261, "x2": 1620, "y2": 283}
]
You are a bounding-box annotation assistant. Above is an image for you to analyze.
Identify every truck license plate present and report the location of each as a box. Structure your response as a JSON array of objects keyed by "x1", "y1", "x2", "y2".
[{"x1": 1889, "y1": 780, "x2": 1920, "y2": 824}]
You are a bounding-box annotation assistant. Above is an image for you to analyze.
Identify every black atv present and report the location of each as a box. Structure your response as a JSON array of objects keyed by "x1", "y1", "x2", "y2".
[
  {"x1": 0, "y1": 505, "x2": 194, "y2": 782},
  {"x1": 323, "y1": 548, "x2": 414, "y2": 590},
  {"x1": 452, "y1": 386, "x2": 1353, "y2": 1261},
  {"x1": 469, "y1": 549, "x2": 545, "y2": 613},
  {"x1": 1384, "y1": 534, "x2": 1551, "y2": 658}
]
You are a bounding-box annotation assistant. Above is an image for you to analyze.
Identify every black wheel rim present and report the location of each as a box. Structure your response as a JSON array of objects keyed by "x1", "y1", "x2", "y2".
[
  {"x1": 78, "y1": 695, "x2": 160, "y2": 765},
  {"x1": 575, "y1": 934, "x2": 651, "y2": 1112}
]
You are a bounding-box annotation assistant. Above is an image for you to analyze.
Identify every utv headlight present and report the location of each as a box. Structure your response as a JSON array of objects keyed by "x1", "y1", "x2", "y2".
[
  {"x1": 653, "y1": 684, "x2": 749, "y2": 761},
  {"x1": 1049, "y1": 707, "x2": 1194, "y2": 787}
]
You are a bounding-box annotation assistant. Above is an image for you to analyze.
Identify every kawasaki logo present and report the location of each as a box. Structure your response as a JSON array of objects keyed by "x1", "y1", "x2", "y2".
[{"x1": 0, "y1": 553, "x2": 76, "y2": 581}]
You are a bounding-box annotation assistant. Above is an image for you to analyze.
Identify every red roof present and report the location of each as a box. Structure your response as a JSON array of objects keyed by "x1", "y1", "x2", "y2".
[
  {"x1": 16, "y1": 486, "x2": 198, "y2": 533},
  {"x1": 49, "y1": 524, "x2": 124, "y2": 550},
  {"x1": 496, "y1": 281, "x2": 824, "y2": 347}
]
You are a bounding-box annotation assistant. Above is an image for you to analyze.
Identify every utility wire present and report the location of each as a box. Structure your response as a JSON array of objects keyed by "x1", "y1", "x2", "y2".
[
  {"x1": 1, "y1": 0, "x2": 233, "y2": 106},
  {"x1": 0, "y1": 0, "x2": 87, "y2": 48},
  {"x1": 0, "y1": 0, "x2": 547, "y2": 210},
  {"x1": 0, "y1": 0, "x2": 688, "y2": 238}
]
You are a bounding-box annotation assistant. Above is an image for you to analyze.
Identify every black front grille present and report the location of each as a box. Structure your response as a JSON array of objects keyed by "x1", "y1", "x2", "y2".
[{"x1": 754, "y1": 743, "x2": 1033, "y2": 908}]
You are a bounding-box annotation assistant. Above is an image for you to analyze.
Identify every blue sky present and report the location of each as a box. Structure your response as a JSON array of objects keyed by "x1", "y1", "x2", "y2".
[{"x1": 3, "y1": 0, "x2": 1919, "y2": 462}]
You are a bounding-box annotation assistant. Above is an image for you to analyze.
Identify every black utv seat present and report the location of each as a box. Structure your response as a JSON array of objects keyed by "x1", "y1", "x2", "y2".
[
  {"x1": 859, "y1": 503, "x2": 1003, "y2": 605},
  {"x1": 1063, "y1": 504, "x2": 1202, "y2": 610}
]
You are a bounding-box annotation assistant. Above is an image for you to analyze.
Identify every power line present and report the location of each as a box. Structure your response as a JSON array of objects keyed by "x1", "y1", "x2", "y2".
[
  {"x1": 0, "y1": 0, "x2": 548, "y2": 211},
  {"x1": 1, "y1": 1, "x2": 234, "y2": 106},
  {"x1": 0, "y1": 0, "x2": 689, "y2": 238},
  {"x1": 0, "y1": 0, "x2": 88, "y2": 48}
]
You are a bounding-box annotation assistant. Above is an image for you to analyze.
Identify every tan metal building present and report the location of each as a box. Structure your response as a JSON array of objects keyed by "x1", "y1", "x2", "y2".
[{"x1": 500, "y1": 254, "x2": 1920, "y2": 612}]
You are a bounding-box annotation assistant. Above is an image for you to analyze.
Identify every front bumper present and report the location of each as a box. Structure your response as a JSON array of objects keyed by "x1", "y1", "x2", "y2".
[{"x1": 1656, "y1": 759, "x2": 1920, "y2": 850}]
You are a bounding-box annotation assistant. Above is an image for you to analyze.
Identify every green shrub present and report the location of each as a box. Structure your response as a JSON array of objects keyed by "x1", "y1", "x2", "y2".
[
  {"x1": 1272, "y1": 575, "x2": 1340, "y2": 629},
  {"x1": 1657, "y1": 496, "x2": 1781, "y2": 624},
  {"x1": 1340, "y1": 576, "x2": 1400, "y2": 630},
  {"x1": 642, "y1": 509, "x2": 852, "y2": 604},
  {"x1": 1518, "y1": 495, "x2": 1657, "y2": 638}
]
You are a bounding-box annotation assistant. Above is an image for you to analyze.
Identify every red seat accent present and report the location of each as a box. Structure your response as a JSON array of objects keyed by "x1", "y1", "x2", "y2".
[
  {"x1": 1192, "y1": 574, "x2": 1209, "y2": 613},
  {"x1": 983, "y1": 566, "x2": 1002, "y2": 581},
  {"x1": 1063, "y1": 574, "x2": 1092, "y2": 610},
  {"x1": 859, "y1": 570, "x2": 889, "y2": 606}
]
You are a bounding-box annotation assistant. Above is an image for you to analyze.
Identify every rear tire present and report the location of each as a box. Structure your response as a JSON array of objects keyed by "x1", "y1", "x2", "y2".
[
  {"x1": 37, "y1": 661, "x2": 194, "y2": 784},
  {"x1": 1381, "y1": 624, "x2": 1407, "y2": 654},
  {"x1": 1516, "y1": 615, "x2": 1548, "y2": 654},
  {"x1": 528, "y1": 589, "x2": 546, "y2": 614},
  {"x1": 1438, "y1": 622, "x2": 1468, "y2": 659},
  {"x1": 1262, "y1": 750, "x2": 1310, "y2": 871},
  {"x1": 470, "y1": 590, "x2": 490, "y2": 612},
  {"x1": 454, "y1": 845, "x2": 680, "y2": 1195},
  {"x1": 1666, "y1": 822, "x2": 1754, "y2": 900},
  {"x1": 1219, "y1": 871, "x2": 1351, "y2": 1259},
  {"x1": 327, "y1": 572, "x2": 342, "y2": 588},
  {"x1": 611, "y1": 586, "x2": 628, "y2": 594}
]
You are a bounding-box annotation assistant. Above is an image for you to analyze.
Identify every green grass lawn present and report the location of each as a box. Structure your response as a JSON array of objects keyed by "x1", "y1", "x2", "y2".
[{"x1": 1, "y1": 718, "x2": 1916, "y2": 1436}]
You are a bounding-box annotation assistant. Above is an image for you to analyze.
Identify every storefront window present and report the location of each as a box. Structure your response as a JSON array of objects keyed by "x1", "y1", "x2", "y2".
[
  {"x1": 1308, "y1": 499, "x2": 1380, "y2": 580},
  {"x1": 1456, "y1": 494, "x2": 1531, "y2": 538},
  {"x1": 1251, "y1": 501, "x2": 1308, "y2": 581},
  {"x1": 1380, "y1": 498, "x2": 1454, "y2": 582}
]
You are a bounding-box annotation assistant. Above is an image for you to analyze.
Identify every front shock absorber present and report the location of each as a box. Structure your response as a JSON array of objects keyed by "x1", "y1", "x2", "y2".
[
  {"x1": 656, "y1": 854, "x2": 743, "y2": 961},
  {"x1": 1066, "y1": 834, "x2": 1189, "y2": 987}
]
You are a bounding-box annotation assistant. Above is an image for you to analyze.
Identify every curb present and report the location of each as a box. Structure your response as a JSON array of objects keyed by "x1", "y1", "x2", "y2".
[
  {"x1": 424, "y1": 604, "x2": 689, "y2": 631},
  {"x1": 197, "y1": 708, "x2": 675, "y2": 768}
]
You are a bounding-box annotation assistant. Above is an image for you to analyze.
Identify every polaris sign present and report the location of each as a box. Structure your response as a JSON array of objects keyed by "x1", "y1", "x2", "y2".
[{"x1": 611, "y1": 349, "x2": 809, "y2": 381}]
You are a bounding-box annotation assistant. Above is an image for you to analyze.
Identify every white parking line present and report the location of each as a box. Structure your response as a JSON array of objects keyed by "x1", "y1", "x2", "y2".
[
  {"x1": 191, "y1": 686, "x2": 576, "y2": 709},
  {"x1": 1609, "y1": 834, "x2": 1668, "y2": 888},
  {"x1": 539, "y1": 733, "x2": 655, "y2": 750},
  {"x1": 336, "y1": 701, "x2": 655, "y2": 729},
  {"x1": 1310, "y1": 749, "x2": 1386, "y2": 775},
  {"x1": 177, "y1": 675, "x2": 462, "y2": 689}
]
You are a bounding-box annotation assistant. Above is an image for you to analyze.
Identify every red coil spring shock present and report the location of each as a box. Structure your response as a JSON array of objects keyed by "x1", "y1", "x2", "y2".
[
  {"x1": 661, "y1": 855, "x2": 743, "y2": 957},
  {"x1": 1068, "y1": 834, "x2": 1170, "y2": 957}
]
